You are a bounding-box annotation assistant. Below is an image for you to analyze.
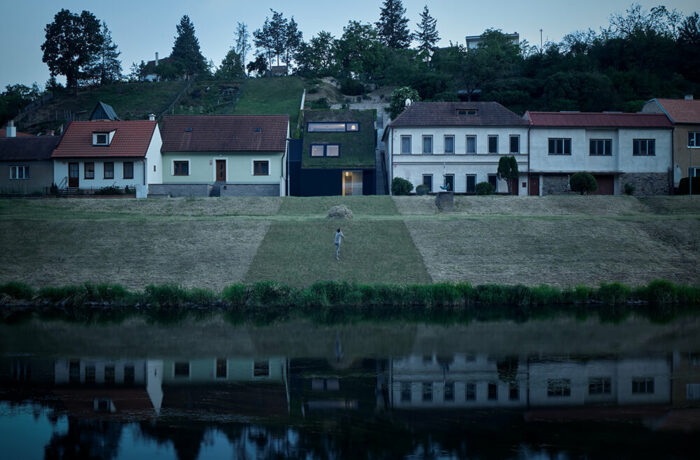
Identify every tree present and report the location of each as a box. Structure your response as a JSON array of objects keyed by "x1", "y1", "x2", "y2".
[
  {"x1": 247, "y1": 55, "x2": 268, "y2": 77},
  {"x1": 86, "y1": 21, "x2": 122, "y2": 85},
  {"x1": 41, "y1": 9, "x2": 103, "y2": 91},
  {"x1": 414, "y1": 5, "x2": 439, "y2": 59},
  {"x1": 0, "y1": 84, "x2": 42, "y2": 127},
  {"x1": 389, "y1": 86, "x2": 419, "y2": 119},
  {"x1": 334, "y1": 21, "x2": 385, "y2": 80},
  {"x1": 570, "y1": 172, "x2": 598, "y2": 195},
  {"x1": 376, "y1": 0, "x2": 411, "y2": 48},
  {"x1": 234, "y1": 22, "x2": 251, "y2": 74},
  {"x1": 295, "y1": 31, "x2": 335, "y2": 77},
  {"x1": 253, "y1": 17, "x2": 274, "y2": 72},
  {"x1": 216, "y1": 49, "x2": 245, "y2": 79},
  {"x1": 269, "y1": 10, "x2": 288, "y2": 66},
  {"x1": 284, "y1": 17, "x2": 303, "y2": 72},
  {"x1": 171, "y1": 15, "x2": 208, "y2": 77},
  {"x1": 497, "y1": 156, "x2": 519, "y2": 194}
]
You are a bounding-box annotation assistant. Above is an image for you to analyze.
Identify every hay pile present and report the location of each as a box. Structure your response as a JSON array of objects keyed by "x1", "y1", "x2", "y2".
[{"x1": 327, "y1": 205, "x2": 353, "y2": 219}]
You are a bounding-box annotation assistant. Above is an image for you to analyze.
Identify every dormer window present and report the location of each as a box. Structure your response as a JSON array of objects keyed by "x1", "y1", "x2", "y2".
[
  {"x1": 457, "y1": 109, "x2": 478, "y2": 116},
  {"x1": 307, "y1": 122, "x2": 360, "y2": 133},
  {"x1": 254, "y1": 127, "x2": 262, "y2": 133},
  {"x1": 93, "y1": 132, "x2": 110, "y2": 145}
]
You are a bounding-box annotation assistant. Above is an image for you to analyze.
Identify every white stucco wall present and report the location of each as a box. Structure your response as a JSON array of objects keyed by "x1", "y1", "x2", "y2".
[
  {"x1": 145, "y1": 125, "x2": 163, "y2": 185},
  {"x1": 54, "y1": 159, "x2": 146, "y2": 189}
]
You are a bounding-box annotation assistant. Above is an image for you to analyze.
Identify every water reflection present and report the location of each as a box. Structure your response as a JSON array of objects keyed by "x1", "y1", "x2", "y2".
[{"x1": 2, "y1": 350, "x2": 700, "y2": 458}]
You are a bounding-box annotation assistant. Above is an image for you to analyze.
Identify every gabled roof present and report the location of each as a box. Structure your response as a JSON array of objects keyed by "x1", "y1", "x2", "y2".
[
  {"x1": 0, "y1": 127, "x2": 31, "y2": 137},
  {"x1": 90, "y1": 101, "x2": 120, "y2": 121},
  {"x1": 0, "y1": 136, "x2": 60, "y2": 161},
  {"x1": 52, "y1": 120, "x2": 157, "y2": 158},
  {"x1": 388, "y1": 101, "x2": 529, "y2": 128},
  {"x1": 648, "y1": 98, "x2": 700, "y2": 124},
  {"x1": 160, "y1": 115, "x2": 289, "y2": 153},
  {"x1": 302, "y1": 109, "x2": 375, "y2": 169},
  {"x1": 525, "y1": 111, "x2": 672, "y2": 128}
]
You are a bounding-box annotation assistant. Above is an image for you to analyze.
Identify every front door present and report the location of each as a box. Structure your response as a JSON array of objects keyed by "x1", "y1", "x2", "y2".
[
  {"x1": 529, "y1": 175, "x2": 539, "y2": 196},
  {"x1": 68, "y1": 162, "x2": 79, "y2": 188},
  {"x1": 216, "y1": 160, "x2": 226, "y2": 182}
]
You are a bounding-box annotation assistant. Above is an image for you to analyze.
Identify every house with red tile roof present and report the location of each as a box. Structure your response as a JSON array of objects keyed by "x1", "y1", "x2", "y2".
[
  {"x1": 154, "y1": 115, "x2": 289, "y2": 197},
  {"x1": 51, "y1": 118, "x2": 162, "y2": 196},
  {"x1": 641, "y1": 97, "x2": 700, "y2": 188},
  {"x1": 525, "y1": 111, "x2": 673, "y2": 195}
]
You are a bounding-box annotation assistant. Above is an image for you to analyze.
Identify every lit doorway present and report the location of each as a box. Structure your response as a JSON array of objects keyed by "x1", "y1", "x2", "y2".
[{"x1": 342, "y1": 170, "x2": 363, "y2": 196}]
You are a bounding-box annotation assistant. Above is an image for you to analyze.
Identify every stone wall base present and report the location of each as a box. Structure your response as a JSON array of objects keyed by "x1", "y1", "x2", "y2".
[
  {"x1": 542, "y1": 175, "x2": 571, "y2": 195},
  {"x1": 219, "y1": 184, "x2": 279, "y2": 197},
  {"x1": 149, "y1": 183, "x2": 279, "y2": 197},
  {"x1": 619, "y1": 172, "x2": 670, "y2": 196},
  {"x1": 148, "y1": 184, "x2": 212, "y2": 197}
]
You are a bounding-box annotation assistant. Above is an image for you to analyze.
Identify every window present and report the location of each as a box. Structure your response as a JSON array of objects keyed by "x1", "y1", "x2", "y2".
[
  {"x1": 173, "y1": 161, "x2": 189, "y2": 176},
  {"x1": 124, "y1": 365, "x2": 135, "y2": 384},
  {"x1": 174, "y1": 362, "x2": 190, "y2": 377},
  {"x1": 444, "y1": 381, "x2": 454, "y2": 402},
  {"x1": 253, "y1": 160, "x2": 269, "y2": 176},
  {"x1": 466, "y1": 382, "x2": 476, "y2": 401},
  {"x1": 444, "y1": 174, "x2": 454, "y2": 191},
  {"x1": 509, "y1": 383, "x2": 519, "y2": 401},
  {"x1": 687, "y1": 383, "x2": 700, "y2": 400},
  {"x1": 457, "y1": 108, "x2": 478, "y2": 116},
  {"x1": 84, "y1": 162, "x2": 95, "y2": 179},
  {"x1": 510, "y1": 135, "x2": 520, "y2": 154},
  {"x1": 401, "y1": 382, "x2": 411, "y2": 402},
  {"x1": 104, "y1": 365, "x2": 115, "y2": 385},
  {"x1": 85, "y1": 365, "x2": 95, "y2": 384},
  {"x1": 93, "y1": 132, "x2": 109, "y2": 145},
  {"x1": 466, "y1": 174, "x2": 476, "y2": 194},
  {"x1": 307, "y1": 122, "x2": 358, "y2": 132},
  {"x1": 633, "y1": 139, "x2": 655, "y2": 156},
  {"x1": 254, "y1": 360, "x2": 270, "y2": 377},
  {"x1": 69, "y1": 361, "x2": 80, "y2": 383},
  {"x1": 488, "y1": 174, "x2": 498, "y2": 192},
  {"x1": 400, "y1": 135, "x2": 411, "y2": 154},
  {"x1": 104, "y1": 162, "x2": 114, "y2": 179},
  {"x1": 632, "y1": 377, "x2": 654, "y2": 394},
  {"x1": 590, "y1": 139, "x2": 612, "y2": 156},
  {"x1": 422, "y1": 135, "x2": 433, "y2": 154},
  {"x1": 547, "y1": 379, "x2": 571, "y2": 397},
  {"x1": 466, "y1": 135, "x2": 476, "y2": 154},
  {"x1": 488, "y1": 135, "x2": 498, "y2": 154},
  {"x1": 444, "y1": 135, "x2": 455, "y2": 154},
  {"x1": 422, "y1": 382, "x2": 433, "y2": 402},
  {"x1": 422, "y1": 174, "x2": 432, "y2": 192},
  {"x1": 488, "y1": 382, "x2": 498, "y2": 400},
  {"x1": 123, "y1": 162, "x2": 134, "y2": 179},
  {"x1": 9, "y1": 165, "x2": 29, "y2": 179},
  {"x1": 548, "y1": 138, "x2": 572, "y2": 155},
  {"x1": 589, "y1": 377, "x2": 611, "y2": 395},
  {"x1": 689, "y1": 132, "x2": 700, "y2": 147},
  {"x1": 310, "y1": 144, "x2": 340, "y2": 157},
  {"x1": 216, "y1": 359, "x2": 227, "y2": 378},
  {"x1": 346, "y1": 122, "x2": 359, "y2": 131}
]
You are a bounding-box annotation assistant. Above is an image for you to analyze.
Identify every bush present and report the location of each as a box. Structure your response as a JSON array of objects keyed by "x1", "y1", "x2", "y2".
[
  {"x1": 309, "y1": 97, "x2": 330, "y2": 109},
  {"x1": 392, "y1": 177, "x2": 413, "y2": 195},
  {"x1": 624, "y1": 183, "x2": 636, "y2": 195},
  {"x1": 340, "y1": 78, "x2": 365, "y2": 96},
  {"x1": 475, "y1": 182, "x2": 494, "y2": 195},
  {"x1": 570, "y1": 172, "x2": 597, "y2": 195},
  {"x1": 50, "y1": 183, "x2": 59, "y2": 196},
  {"x1": 678, "y1": 176, "x2": 700, "y2": 195},
  {"x1": 0, "y1": 282, "x2": 34, "y2": 300},
  {"x1": 94, "y1": 185, "x2": 124, "y2": 195},
  {"x1": 145, "y1": 284, "x2": 189, "y2": 306},
  {"x1": 597, "y1": 282, "x2": 630, "y2": 305},
  {"x1": 415, "y1": 184, "x2": 430, "y2": 195},
  {"x1": 222, "y1": 283, "x2": 247, "y2": 306}
]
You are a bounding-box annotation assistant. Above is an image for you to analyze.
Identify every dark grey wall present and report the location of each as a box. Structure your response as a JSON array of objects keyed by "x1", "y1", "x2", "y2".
[{"x1": 0, "y1": 161, "x2": 53, "y2": 195}]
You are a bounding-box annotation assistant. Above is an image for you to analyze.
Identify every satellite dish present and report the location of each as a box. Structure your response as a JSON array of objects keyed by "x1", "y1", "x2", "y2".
[{"x1": 405, "y1": 98, "x2": 412, "y2": 107}]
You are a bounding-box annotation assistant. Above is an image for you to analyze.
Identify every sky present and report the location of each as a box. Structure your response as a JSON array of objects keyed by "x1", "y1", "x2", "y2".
[{"x1": 0, "y1": 0, "x2": 698, "y2": 89}]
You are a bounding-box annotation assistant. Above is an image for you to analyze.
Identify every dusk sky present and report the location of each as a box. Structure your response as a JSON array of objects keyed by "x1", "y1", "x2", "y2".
[{"x1": 1, "y1": 0, "x2": 698, "y2": 89}]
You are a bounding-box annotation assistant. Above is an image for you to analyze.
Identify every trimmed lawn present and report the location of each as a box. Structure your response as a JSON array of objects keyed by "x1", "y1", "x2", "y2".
[
  {"x1": 232, "y1": 76, "x2": 305, "y2": 128},
  {"x1": 279, "y1": 196, "x2": 399, "y2": 217}
]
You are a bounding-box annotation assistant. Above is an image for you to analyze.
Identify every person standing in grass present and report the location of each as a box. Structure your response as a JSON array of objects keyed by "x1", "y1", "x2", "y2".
[{"x1": 334, "y1": 228, "x2": 345, "y2": 261}]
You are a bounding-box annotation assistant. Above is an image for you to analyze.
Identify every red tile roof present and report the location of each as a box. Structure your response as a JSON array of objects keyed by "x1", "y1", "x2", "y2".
[
  {"x1": 52, "y1": 120, "x2": 157, "y2": 158},
  {"x1": 652, "y1": 98, "x2": 700, "y2": 124},
  {"x1": 525, "y1": 111, "x2": 672, "y2": 128},
  {"x1": 0, "y1": 128, "x2": 31, "y2": 137},
  {"x1": 160, "y1": 115, "x2": 289, "y2": 152}
]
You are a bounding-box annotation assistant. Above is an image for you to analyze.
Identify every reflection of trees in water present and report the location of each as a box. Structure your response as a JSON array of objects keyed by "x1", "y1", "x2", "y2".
[
  {"x1": 44, "y1": 417, "x2": 123, "y2": 460},
  {"x1": 497, "y1": 355, "x2": 519, "y2": 384},
  {"x1": 138, "y1": 421, "x2": 205, "y2": 460}
]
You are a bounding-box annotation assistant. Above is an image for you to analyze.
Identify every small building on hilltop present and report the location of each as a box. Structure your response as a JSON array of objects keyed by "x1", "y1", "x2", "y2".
[
  {"x1": 292, "y1": 109, "x2": 376, "y2": 196},
  {"x1": 90, "y1": 101, "x2": 121, "y2": 121},
  {"x1": 0, "y1": 131, "x2": 59, "y2": 195}
]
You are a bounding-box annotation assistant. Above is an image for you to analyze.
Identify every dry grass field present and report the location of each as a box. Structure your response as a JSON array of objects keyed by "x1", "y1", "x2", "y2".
[{"x1": 0, "y1": 195, "x2": 698, "y2": 289}]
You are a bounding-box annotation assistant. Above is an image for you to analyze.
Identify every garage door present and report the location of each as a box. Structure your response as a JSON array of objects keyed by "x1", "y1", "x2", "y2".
[{"x1": 592, "y1": 175, "x2": 615, "y2": 195}]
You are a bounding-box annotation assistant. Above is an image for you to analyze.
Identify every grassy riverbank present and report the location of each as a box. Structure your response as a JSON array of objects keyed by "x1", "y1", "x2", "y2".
[{"x1": 0, "y1": 195, "x2": 698, "y2": 289}]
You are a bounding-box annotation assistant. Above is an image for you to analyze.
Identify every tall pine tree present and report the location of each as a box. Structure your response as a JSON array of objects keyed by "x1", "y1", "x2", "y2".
[
  {"x1": 87, "y1": 21, "x2": 122, "y2": 85},
  {"x1": 414, "y1": 5, "x2": 439, "y2": 58},
  {"x1": 234, "y1": 22, "x2": 250, "y2": 74},
  {"x1": 171, "y1": 15, "x2": 208, "y2": 77},
  {"x1": 376, "y1": 0, "x2": 411, "y2": 49}
]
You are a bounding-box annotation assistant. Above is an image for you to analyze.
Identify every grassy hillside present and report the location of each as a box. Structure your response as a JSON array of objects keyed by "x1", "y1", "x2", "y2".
[
  {"x1": 232, "y1": 76, "x2": 305, "y2": 128},
  {"x1": 0, "y1": 196, "x2": 698, "y2": 290}
]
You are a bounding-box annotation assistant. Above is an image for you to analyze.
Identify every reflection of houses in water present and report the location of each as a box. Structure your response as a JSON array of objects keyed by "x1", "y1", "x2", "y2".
[{"x1": 390, "y1": 353, "x2": 672, "y2": 409}]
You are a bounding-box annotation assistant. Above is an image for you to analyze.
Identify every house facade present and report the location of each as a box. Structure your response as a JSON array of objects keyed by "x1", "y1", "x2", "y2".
[
  {"x1": 0, "y1": 134, "x2": 59, "y2": 195},
  {"x1": 52, "y1": 119, "x2": 161, "y2": 197},
  {"x1": 154, "y1": 115, "x2": 289, "y2": 197},
  {"x1": 385, "y1": 102, "x2": 529, "y2": 195},
  {"x1": 293, "y1": 109, "x2": 376, "y2": 196},
  {"x1": 525, "y1": 111, "x2": 673, "y2": 195},
  {"x1": 641, "y1": 97, "x2": 700, "y2": 188}
]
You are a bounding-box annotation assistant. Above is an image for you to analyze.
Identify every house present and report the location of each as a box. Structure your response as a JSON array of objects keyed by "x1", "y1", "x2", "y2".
[
  {"x1": 525, "y1": 111, "x2": 673, "y2": 195},
  {"x1": 641, "y1": 96, "x2": 700, "y2": 188},
  {"x1": 465, "y1": 32, "x2": 519, "y2": 50},
  {"x1": 292, "y1": 109, "x2": 376, "y2": 196},
  {"x1": 140, "y1": 52, "x2": 173, "y2": 82},
  {"x1": 51, "y1": 117, "x2": 162, "y2": 197},
  {"x1": 384, "y1": 101, "x2": 530, "y2": 195},
  {"x1": 0, "y1": 131, "x2": 59, "y2": 195},
  {"x1": 155, "y1": 115, "x2": 289, "y2": 197},
  {"x1": 90, "y1": 101, "x2": 120, "y2": 121}
]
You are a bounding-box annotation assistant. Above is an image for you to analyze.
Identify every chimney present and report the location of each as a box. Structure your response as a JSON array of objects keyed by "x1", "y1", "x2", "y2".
[
  {"x1": 685, "y1": 94, "x2": 694, "y2": 101},
  {"x1": 155, "y1": 52, "x2": 159, "y2": 67},
  {"x1": 6, "y1": 120, "x2": 16, "y2": 138},
  {"x1": 148, "y1": 113, "x2": 156, "y2": 121}
]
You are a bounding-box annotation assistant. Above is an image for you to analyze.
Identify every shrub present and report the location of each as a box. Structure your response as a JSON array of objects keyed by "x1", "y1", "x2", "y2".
[
  {"x1": 145, "y1": 284, "x2": 189, "y2": 306},
  {"x1": 222, "y1": 284, "x2": 247, "y2": 307},
  {"x1": 340, "y1": 78, "x2": 365, "y2": 96},
  {"x1": 0, "y1": 282, "x2": 34, "y2": 300},
  {"x1": 475, "y1": 181, "x2": 494, "y2": 195},
  {"x1": 678, "y1": 176, "x2": 700, "y2": 195},
  {"x1": 249, "y1": 281, "x2": 291, "y2": 307},
  {"x1": 570, "y1": 172, "x2": 597, "y2": 195},
  {"x1": 415, "y1": 184, "x2": 430, "y2": 195},
  {"x1": 624, "y1": 183, "x2": 636, "y2": 195},
  {"x1": 50, "y1": 183, "x2": 59, "y2": 196},
  {"x1": 597, "y1": 282, "x2": 630, "y2": 305},
  {"x1": 94, "y1": 185, "x2": 124, "y2": 195},
  {"x1": 530, "y1": 285, "x2": 563, "y2": 305},
  {"x1": 392, "y1": 177, "x2": 413, "y2": 195},
  {"x1": 309, "y1": 97, "x2": 330, "y2": 109}
]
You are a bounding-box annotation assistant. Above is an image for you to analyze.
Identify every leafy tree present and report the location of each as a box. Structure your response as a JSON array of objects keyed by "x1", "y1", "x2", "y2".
[
  {"x1": 570, "y1": 172, "x2": 597, "y2": 195},
  {"x1": 389, "y1": 86, "x2": 419, "y2": 119},
  {"x1": 497, "y1": 156, "x2": 519, "y2": 194},
  {"x1": 86, "y1": 21, "x2": 122, "y2": 85},
  {"x1": 171, "y1": 15, "x2": 208, "y2": 77},
  {"x1": 216, "y1": 49, "x2": 245, "y2": 79},
  {"x1": 284, "y1": 17, "x2": 303, "y2": 71},
  {"x1": 41, "y1": 9, "x2": 103, "y2": 91},
  {"x1": 253, "y1": 16, "x2": 275, "y2": 72},
  {"x1": 247, "y1": 55, "x2": 268, "y2": 77},
  {"x1": 269, "y1": 9, "x2": 288, "y2": 67},
  {"x1": 414, "y1": 5, "x2": 439, "y2": 59},
  {"x1": 234, "y1": 22, "x2": 251, "y2": 74},
  {"x1": 0, "y1": 84, "x2": 42, "y2": 127},
  {"x1": 295, "y1": 31, "x2": 335, "y2": 77},
  {"x1": 376, "y1": 0, "x2": 411, "y2": 48},
  {"x1": 334, "y1": 21, "x2": 385, "y2": 80},
  {"x1": 391, "y1": 177, "x2": 413, "y2": 195}
]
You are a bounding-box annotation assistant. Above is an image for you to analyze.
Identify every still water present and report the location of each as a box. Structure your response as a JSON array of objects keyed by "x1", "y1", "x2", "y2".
[{"x1": 1, "y1": 315, "x2": 700, "y2": 459}]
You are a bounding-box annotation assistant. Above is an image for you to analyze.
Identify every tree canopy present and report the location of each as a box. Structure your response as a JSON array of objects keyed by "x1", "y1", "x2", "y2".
[
  {"x1": 414, "y1": 5, "x2": 439, "y2": 58},
  {"x1": 171, "y1": 15, "x2": 208, "y2": 77},
  {"x1": 376, "y1": 0, "x2": 411, "y2": 48},
  {"x1": 86, "y1": 22, "x2": 122, "y2": 85}
]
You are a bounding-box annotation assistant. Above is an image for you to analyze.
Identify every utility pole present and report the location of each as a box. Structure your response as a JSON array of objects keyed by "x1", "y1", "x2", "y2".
[{"x1": 540, "y1": 29, "x2": 543, "y2": 53}]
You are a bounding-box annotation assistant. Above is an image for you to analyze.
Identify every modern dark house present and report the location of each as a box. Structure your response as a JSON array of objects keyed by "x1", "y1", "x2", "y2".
[
  {"x1": 0, "y1": 132, "x2": 60, "y2": 195},
  {"x1": 292, "y1": 109, "x2": 376, "y2": 196}
]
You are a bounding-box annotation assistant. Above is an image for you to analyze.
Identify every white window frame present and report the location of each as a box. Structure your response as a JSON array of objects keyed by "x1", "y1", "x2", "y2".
[
  {"x1": 509, "y1": 135, "x2": 520, "y2": 154},
  {"x1": 466, "y1": 135, "x2": 477, "y2": 154},
  {"x1": 214, "y1": 358, "x2": 228, "y2": 379},
  {"x1": 9, "y1": 165, "x2": 29, "y2": 180},
  {"x1": 252, "y1": 360, "x2": 270, "y2": 378},
  {"x1": 633, "y1": 139, "x2": 656, "y2": 156},
  {"x1": 466, "y1": 174, "x2": 477, "y2": 194},
  {"x1": 422, "y1": 135, "x2": 433, "y2": 154},
  {"x1": 103, "y1": 162, "x2": 114, "y2": 179},
  {"x1": 251, "y1": 158, "x2": 271, "y2": 176},
  {"x1": 549, "y1": 138, "x2": 572, "y2": 155},
  {"x1": 400, "y1": 135, "x2": 412, "y2": 154},
  {"x1": 92, "y1": 131, "x2": 115, "y2": 146},
  {"x1": 590, "y1": 139, "x2": 612, "y2": 156},
  {"x1": 172, "y1": 159, "x2": 190, "y2": 176},
  {"x1": 444, "y1": 135, "x2": 455, "y2": 154},
  {"x1": 688, "y1": 131, "x2": 700, "y2": 148},
  {"x1": 488, "y1": 135, "x2": 499, "y2": 154},
  {"x1": 212, "y1": 157, "x2": 228, "y2": 182},
  {"x1": 422, "y1": 174, "x2": 433, "y2": 192}
]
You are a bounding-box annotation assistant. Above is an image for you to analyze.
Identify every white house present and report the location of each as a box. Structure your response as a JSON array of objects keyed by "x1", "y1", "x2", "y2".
[
  {"x1": 525, "y1": 111, "x2": 673, "y2": 195},
  {"x1": 384, "y1": 101, "x2": 530, "y2": 195}
]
